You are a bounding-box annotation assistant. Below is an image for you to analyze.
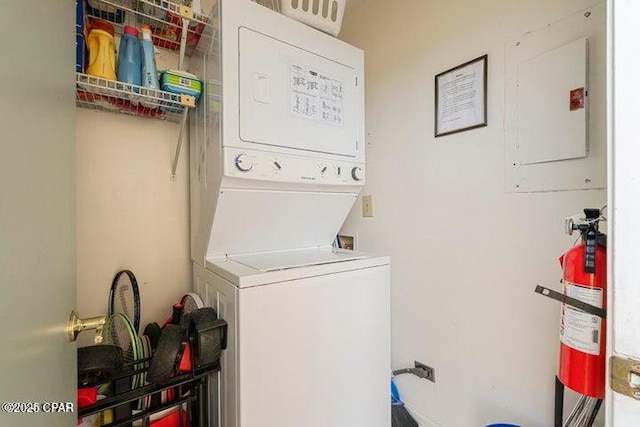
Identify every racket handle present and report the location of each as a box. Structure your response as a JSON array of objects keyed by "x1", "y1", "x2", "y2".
[{"x1": 172, "y1": 303, "x2": 184, "y2": 325}]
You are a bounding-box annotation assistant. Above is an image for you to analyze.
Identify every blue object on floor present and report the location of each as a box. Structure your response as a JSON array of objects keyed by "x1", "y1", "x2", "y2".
[
  {"x1": 486, "y1": 424, "x2": 521, "y2": 427},
  {"x1": 391, "y1": 377, "x2": 402, "y2": 404}
]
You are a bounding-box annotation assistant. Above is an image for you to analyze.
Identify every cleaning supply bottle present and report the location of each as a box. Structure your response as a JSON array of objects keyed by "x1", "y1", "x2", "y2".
[
  {"x1": 140, "y1": 25, "x2": 159, "y2": 89},
  {"x1": 117, "y1": 25, "x2": 142, "y2": 86},
  {"x1": 86, "y1": 20, "x2": 116, "y2": 80}
]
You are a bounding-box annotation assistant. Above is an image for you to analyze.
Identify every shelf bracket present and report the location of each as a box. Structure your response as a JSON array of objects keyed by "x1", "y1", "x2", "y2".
[
  {"x1": 180, "y1": 95, "x2": 196, "y2": 108},
  {"x1": 178, "y1": 4, "x2": 195, "y2": 20},
  {"x1": 178, "y1": 17, "x2": 189, "y2": 71},
  {"x1": 171, "y1": 108, "x2": 190, "y2": 181}
]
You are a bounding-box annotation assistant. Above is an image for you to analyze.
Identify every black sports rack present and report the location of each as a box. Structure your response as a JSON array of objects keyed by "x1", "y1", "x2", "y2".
[{"x1": 77, "y1": 357, "x2": 219, "y2": 427}]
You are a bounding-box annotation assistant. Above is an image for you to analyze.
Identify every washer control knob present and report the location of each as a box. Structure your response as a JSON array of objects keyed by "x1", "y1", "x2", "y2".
[
  {"x1": 351, "y1": 166, "x2": 363, "y2": 181},
  {"x1": 234, "y1": 154, "x2": 253, "y2": 172}
]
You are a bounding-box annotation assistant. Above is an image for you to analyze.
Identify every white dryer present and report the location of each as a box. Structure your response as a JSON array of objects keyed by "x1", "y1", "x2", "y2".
[{"x1": 189, "y1": 1, "x2": 390, "y2": 426}]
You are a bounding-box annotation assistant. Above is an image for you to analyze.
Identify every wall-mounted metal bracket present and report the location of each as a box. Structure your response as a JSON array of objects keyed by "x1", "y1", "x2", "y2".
[{"x1": 535, "y1": 285, "x2": 606, "y2": 319}]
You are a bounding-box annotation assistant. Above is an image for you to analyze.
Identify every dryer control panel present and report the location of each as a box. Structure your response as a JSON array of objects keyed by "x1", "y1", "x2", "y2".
[
  {"x1": 223, "y1": 147, "x2": 364, "y2": 186},
  {"x1": 238, "y1": 27, "x2": 360, "y2": 158}
]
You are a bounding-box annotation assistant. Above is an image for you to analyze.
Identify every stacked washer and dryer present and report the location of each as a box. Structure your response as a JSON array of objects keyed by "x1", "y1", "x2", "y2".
[{"x1": 189, "y1": 1, "x2": 390, "y2": 426}]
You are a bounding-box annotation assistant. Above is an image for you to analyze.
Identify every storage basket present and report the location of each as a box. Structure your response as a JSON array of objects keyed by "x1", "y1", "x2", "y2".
[{"x1": 255, "y1": 0, "x2": 346, "y2": 37}]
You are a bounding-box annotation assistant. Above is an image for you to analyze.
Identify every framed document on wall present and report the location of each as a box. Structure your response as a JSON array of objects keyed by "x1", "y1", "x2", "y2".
[{"x1": 435, "y1": 55, "x2": 488, "y2": 137}]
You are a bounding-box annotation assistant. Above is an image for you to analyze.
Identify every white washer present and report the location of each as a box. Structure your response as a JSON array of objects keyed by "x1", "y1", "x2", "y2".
[{"x1": 194, "y1": 248, "x2": 390, "y2": 427}]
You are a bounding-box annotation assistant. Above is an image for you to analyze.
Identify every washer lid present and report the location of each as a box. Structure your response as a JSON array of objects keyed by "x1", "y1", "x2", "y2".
[
  {"x1": 205, "y1": 248, "x2": 389, "y2": 288},
  {"x1": 232, "y1": 249, "x2": 367, "y2": 272}
]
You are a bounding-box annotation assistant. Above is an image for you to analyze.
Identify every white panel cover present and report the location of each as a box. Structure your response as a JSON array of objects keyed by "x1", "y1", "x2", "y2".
[
  {"x1": 504, "y1": 4, "x2": 606, "y2": 193},
  {"x1": 207, "y1": 189, "x2": 357, "y2": 256},
  {"x1": 517, "y1": 38, "x2": 588, "y2": 165},
  {"x1": 239, "y1": 27, "x2": 359, "y2": 156}
]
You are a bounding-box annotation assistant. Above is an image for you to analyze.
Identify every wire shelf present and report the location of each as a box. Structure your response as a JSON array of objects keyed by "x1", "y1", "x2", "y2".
[
  {"x1": 79, "y1": 0, "x2": 215, "y2": 177},
  {"x1": 85, "y1": 0, "x2": 215, "y2": 53},
  {"x1": 76, "y1": 73, "x2": 195, "y2": 122}
]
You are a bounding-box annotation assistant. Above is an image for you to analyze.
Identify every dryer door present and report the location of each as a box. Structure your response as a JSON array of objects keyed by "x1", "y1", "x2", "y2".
[{"x1": 239, "y1": 27, "x2": 359, "y2": 157}]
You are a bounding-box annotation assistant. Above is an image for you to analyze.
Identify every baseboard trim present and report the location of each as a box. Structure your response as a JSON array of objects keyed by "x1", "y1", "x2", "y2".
[{"x1": 403, "y1": 403, "x2": 441, "y2": 427}]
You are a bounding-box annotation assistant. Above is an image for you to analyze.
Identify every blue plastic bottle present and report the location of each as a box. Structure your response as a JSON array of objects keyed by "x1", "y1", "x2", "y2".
[
  {"x1": 117, "y1": 25, "x2": 142, "y2": 86},
  {"x1": 140, "y1": 25, "x2": 159, "y2": 89}
]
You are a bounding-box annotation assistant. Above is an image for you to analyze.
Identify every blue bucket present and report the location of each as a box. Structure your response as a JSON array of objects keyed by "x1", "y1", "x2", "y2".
[{"x1": 486, "y1": 424, "x2": 520, "y2": 427}]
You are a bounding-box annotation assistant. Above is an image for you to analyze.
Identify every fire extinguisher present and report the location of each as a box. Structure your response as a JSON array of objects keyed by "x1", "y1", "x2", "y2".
[{"x1": 558, "y1": 208, "x2": 607, "y2": 399}]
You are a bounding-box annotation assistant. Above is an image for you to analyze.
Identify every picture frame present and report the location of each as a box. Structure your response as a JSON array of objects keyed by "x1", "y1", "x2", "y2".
[{"x1": 435, "y1": 54, "x2": 488, "y2": 137}]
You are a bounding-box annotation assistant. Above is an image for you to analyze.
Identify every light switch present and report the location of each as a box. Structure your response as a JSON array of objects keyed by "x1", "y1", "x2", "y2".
[{"x1": 362, "y1": 195, "x2": 373, "y2": 217}]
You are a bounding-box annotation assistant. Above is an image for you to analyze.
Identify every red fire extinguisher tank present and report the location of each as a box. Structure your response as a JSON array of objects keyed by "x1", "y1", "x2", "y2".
[{"x1": 558, "y1": 236, "x2": 606, "y2": 398}]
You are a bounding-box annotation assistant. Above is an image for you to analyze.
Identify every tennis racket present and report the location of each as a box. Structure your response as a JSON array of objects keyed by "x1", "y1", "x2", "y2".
[
  {"x1": 108, "y1": 270, "x2": 141, "y2": 334},
  {"x1": 104, "y1": 313, "x2": 144, "y2": 390}
]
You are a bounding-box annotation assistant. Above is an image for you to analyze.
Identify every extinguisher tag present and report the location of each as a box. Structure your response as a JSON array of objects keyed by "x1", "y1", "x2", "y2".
[{"x1": 560, "y1": 282, "x2": 603, "y2": 356}]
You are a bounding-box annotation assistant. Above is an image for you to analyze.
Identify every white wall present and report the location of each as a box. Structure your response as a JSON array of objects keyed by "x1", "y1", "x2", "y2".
[
  {"x1": 76, "y1": 109, "x2": 190, "y2": 344},
  {"x1": 340, "y1": 1, "x2": 606, "y2": 426}
]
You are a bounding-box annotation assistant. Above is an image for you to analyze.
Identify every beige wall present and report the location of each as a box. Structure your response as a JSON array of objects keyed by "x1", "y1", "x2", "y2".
[
  {"x1": 76, "y1": 109, "x2": 190, "y2": 345},
  {"x1": 340, "y1": 1, "x2": 606, "y2": 426}
]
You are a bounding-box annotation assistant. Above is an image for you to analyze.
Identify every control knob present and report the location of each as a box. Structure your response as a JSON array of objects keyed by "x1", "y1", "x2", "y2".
[
  {"x1": 351, "y1": 166, "x2": 364, "y2": 181},
  {"x1": 234, "y1": 153, "x2": 253, "y2": 172}
]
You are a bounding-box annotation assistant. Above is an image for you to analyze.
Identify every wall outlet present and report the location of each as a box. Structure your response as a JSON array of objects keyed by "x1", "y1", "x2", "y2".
[
  {"x1": 336, "y1": 235, "x2": 354, "y2": 250},
  {"x1": 415, "y1": 360, "x2": 436, "y2": 383},
  {"x1": 362, "y1": 194, "x2": 373, "y2": 217}
]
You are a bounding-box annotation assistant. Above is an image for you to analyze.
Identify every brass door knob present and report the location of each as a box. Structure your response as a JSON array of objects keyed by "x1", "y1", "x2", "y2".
[{"x1": 67, "y1": 310, "x2": 106, "y2": 344}]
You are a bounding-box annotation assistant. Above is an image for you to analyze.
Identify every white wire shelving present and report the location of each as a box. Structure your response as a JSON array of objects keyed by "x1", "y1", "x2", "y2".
[
  {"x1": 79, "y1": 0, "x2": 216, "y2": 178},
  {"x1": 76, "y1": 73, "x2": 195, "y2": 122},
  {"x1": 85, "y1": 0, "x2": 215, "y2": 66}
]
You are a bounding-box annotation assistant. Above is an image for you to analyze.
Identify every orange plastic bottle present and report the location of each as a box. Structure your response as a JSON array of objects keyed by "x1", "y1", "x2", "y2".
[{"x1": 86, "y1": 20, "x2": 117, "y2": 80}]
